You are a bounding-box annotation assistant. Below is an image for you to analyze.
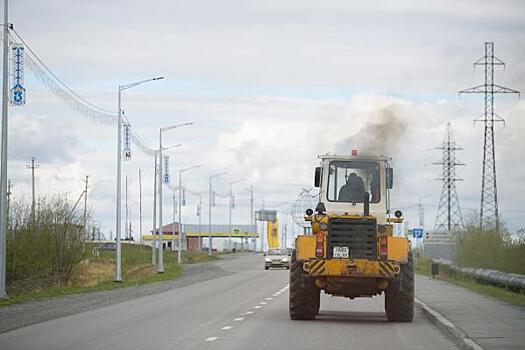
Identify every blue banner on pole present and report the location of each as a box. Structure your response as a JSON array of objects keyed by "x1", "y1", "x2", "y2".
[
  {"x1": 123, "y1": 122, "x2": 131, "y2": 160},
  {"x1": 10, "y1": 43, "x2": 26, "y2": 106},
  {"x1": 163, "y1": 156, "x2": 169, "y2": 184}
]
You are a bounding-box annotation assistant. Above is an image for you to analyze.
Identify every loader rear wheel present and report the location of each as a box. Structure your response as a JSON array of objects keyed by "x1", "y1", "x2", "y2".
[
  {"x1": 385, "y1": 252, "x2": 414, "y2": 322},
  {"x1": 289, "y1": 252, "x2": 319, "y2": 320}
]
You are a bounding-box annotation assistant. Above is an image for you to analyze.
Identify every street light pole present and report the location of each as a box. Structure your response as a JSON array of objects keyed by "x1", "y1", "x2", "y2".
[
  {"x1": 228, "y1": 179, "x2": 244, "y2": 251},
  {"x1": 151, "y1": 152, "x2": 158, "y2": 265},
  {"x1": 115, "y1": 76, "x2": 163, "y2": 282},
  {"x1": 178, "y1": 165, "x2": 201, "y2": 263},
  {"x1": 157, "y1": 129, "x2": 164, "y2": 273},
  {"x1": 0, "y1": 0, "x2": 9, "y2": 298},
  {"x1": 208, "y1": 172, "x2": 226, "y2": 256},
  {"x1": 157, "y1": 123, "x2": 193, "y2": 273}
]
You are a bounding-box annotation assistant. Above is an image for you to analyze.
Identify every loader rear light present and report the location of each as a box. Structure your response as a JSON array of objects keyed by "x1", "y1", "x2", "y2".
[
  {"x1": 379, "y1": 236, "x2": 388, "y2": 260},
  {"x1": 315, "y1": 233, "x2": 324, "y2": 258}
]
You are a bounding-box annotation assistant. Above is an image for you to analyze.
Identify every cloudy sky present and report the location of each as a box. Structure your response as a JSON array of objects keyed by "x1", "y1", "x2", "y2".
[{"x1": 4, "y1": 0, "x2": 525, "y2": 243}]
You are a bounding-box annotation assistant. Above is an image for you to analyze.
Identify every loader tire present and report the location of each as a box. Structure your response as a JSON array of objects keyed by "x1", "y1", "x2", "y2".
[
  {"x1": 385, "y1": 252, "x2": 414, "y2": 322},
  {"x1": 289, "y1": 252, "x2": 319, "y2": 320}
]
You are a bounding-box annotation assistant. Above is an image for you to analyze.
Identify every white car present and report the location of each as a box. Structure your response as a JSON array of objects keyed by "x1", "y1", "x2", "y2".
[{"x1": 264, "y1": 249, "x2": 291, "y2": 270}]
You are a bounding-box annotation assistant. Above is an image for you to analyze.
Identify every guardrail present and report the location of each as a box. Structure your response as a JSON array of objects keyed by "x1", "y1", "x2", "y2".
[{"x1": 432, "y1": 259, "x2": 525, "y2": 293}]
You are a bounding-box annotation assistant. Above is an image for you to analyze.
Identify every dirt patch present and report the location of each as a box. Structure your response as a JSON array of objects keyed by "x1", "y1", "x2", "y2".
[{"x1": 77, "y1": 259, "x2": 115, "y2": 287}]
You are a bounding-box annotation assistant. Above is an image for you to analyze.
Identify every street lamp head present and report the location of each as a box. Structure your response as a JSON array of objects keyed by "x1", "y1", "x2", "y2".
[
  {"x1": 160, "y1": 122, "x2": 194, "y2": 133},
  {"x1": 153, "y1": 76, "x2": 164, "y2": 81},
  {"x1": 210, "y1": 171, "x2": 227, "y2": 179},
  {"x1": 163, "y1": 143, "x2": 182, "y2": 151},
  {"x1": 182, "y1": 164, "x2": 202, "y2": 173},
  {"x1": 229, "y1": 178, "x2": 246, "y2": 185}
]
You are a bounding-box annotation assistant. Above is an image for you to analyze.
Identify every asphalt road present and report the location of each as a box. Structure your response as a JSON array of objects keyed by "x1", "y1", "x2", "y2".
[{"x1": 0, "y1": 254, "x2": 458, "y2": 350}]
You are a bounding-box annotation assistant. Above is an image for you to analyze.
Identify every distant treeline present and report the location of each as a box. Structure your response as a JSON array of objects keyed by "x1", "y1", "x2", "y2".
[
  {"x1": 457, "y1": 218, "x2": 525, "y2": 275},
  {"x1": 6, "y1": 197, "x2": 89, "y2": 294}
]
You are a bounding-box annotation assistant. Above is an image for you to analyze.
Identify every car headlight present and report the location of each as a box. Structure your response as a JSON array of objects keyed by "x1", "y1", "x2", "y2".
[
  {"x1": 281, "y1": 258, "x2": 289, "y2": 262},
  {"x1": 265, "y1": 258, "x2": 271, "y2": 262}
]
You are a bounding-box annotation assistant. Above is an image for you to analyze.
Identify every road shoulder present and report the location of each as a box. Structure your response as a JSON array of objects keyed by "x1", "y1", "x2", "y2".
[
  {"x1": 415, "y1": 274, "x2": 525, "y2": 350},
  {"x1": 0, "y1": 259, "x2": 231, "y2": 334}
]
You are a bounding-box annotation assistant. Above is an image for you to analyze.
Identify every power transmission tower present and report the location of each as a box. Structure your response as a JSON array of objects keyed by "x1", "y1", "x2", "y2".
[
  {"x1": 459, "y1": 42, "x2": 520, "y2": 232},
  {"x1": 418, "y1": 199, "x2": 424, "y2": 230},
  {"x1": 433, "y1": 123, "x2": 465, "y2": 234},
  {"x1": 26, "y1": 157, "x2": 39, "y2": 222}
]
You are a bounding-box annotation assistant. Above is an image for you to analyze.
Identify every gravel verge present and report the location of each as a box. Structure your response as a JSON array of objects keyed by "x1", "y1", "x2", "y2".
[{"x1": 0, "y1": 259, "x2": 231, "y2": 334}]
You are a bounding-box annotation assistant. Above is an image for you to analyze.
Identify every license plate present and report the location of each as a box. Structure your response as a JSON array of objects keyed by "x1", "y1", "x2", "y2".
[{"x1": 333, "y1": 246, "x2": 349, "y2": 258}]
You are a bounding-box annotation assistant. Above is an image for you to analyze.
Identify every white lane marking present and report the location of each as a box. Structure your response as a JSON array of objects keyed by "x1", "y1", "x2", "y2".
[
  {"x1": 205, "y1": 337, "x2": 218, "y2": 342},
  {"x1": 260, "y1": 301, "x2": 267, "y2": 305},
  {"x1": 245, "y1": 311, "x2": 255, "y2": 315},
  {"x1": 265, "y1": 297, "x2": 273, "y2": 300},
  {"x1": 254, "y1": 305, "x2": 262, "y2": 309},
  {"x1": 222, "y1": 326, "x2": 233, "y2": 330},
  {"x1": 234, "y1": 317, "x2": 245, "y2": 322}
]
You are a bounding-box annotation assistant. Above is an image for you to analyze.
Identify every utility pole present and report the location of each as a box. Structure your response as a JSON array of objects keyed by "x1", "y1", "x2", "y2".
[
  {"x1": 83, "y1": 175, "x2": 89, "y2": 239},
  {"x1": 433, "y1": 123, "x2": 465, "y2": 234},
  {"x1": 459, "y1": 42, "x2": 520, "y2": 232},
  {"x1": 151, "y1": 153, "x2": 158, "y2": 265},
  {"x1": 0, "y1": 0, "x2": 10, "y2": 298},
  {"x1": 138, "y1": 168, "x2": 142, "y2": 252},
  {"x1": 26, "y1": 157, "x2": 39, "y2": 222}
]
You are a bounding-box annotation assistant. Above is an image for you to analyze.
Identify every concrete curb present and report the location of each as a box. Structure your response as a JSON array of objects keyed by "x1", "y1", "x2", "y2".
[{"x1": 415, "y1": 298, "x2": 484, "y2": 350}]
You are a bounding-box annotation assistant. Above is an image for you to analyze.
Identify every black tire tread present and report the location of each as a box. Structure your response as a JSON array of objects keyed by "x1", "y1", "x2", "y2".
[
  {"x1": 385, "y1": 252, "x2": 414, "y2": 322},
  {"x1": 289, "y1": 251, "x2": 319, "y2": 320}
]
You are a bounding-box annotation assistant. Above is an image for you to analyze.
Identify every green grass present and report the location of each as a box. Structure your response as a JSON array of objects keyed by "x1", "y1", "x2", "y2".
[
  {"x1": 1, "y1": 244, "x2": 221, "y2": 307},
  {"x1": 414, "y1": 255, "x2": 525, "y2": 306}
]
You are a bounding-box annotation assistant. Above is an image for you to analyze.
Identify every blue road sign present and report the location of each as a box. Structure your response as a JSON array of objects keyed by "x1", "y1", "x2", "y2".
[
  {"x1": 412, "y1": 228, "x2": 423, "y2": 239},
  {"x1": 163, "y1": 174, "x2": 170, "y2": 184}
]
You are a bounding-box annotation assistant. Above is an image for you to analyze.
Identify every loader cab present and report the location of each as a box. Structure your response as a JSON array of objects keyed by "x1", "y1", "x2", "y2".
[{"x1": 314, "y1": 153, "x2": 392, "y2": 224}]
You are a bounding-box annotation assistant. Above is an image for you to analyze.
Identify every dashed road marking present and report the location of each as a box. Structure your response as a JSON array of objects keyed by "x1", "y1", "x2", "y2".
[
  {"x1": 260, "y1": 301, "x2": 267, "y2": 305},
  {"x1": 205, "y1": 337, "x2": 218, "y2": 342},
  {"x1": 265, "y1": 297, "x2": 273, "y2": 300},
  {"x1": 245, "y1": 311, "x2": 255, "y2": 315},
  {"x1": 254, "y1": 305, "x2": 262, "y2": 309},
  {"x1": 234, "y1": 317, "x2": 245, "y2": 322},
  {"x1": 221, "y1": 326, "x2": 233, "y2": 330}
]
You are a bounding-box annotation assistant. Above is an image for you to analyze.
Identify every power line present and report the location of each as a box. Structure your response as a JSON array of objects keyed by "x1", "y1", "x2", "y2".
[{"x1": 9, "y1": 28, "x2": 157, "y2": 156}]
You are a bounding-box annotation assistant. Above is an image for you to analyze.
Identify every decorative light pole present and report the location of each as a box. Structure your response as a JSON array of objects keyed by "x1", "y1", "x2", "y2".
[{"x1": 115, "y1": 76, "x2": 163, "y2": 282}]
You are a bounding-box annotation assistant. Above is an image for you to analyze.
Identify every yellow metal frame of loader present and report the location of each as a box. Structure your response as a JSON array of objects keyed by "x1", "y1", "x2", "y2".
[{"x1": 302, "y1": 258, "x2": 400, "y2": 278}]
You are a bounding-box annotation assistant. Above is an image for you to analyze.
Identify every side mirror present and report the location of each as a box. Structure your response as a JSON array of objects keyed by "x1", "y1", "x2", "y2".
[
  {"x1": 314, "y1": 167, "x2": 321, "y2": 187},
  {"x1": 386, "y1": 167, "x2": 394, "y2": 189}
]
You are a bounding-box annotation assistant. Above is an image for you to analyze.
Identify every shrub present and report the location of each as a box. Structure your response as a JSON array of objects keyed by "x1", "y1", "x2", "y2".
[{"x1": 6, "y1": 196, "x2": 88, "y2": 293}]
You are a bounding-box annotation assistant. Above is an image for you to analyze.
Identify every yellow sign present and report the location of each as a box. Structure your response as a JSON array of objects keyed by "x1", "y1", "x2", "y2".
[{"x1": 267, "y1": 220, "x2": 279, "y2": 249}]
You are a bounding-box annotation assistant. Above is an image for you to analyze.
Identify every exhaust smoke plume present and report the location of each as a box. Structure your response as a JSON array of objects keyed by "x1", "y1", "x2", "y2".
[{"x1": 337, "y1": 104, "x2": 408, "y2": 156}]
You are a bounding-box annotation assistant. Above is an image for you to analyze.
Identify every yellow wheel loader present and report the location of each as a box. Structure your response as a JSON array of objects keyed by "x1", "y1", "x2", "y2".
[{"x1": 289, "y1": 151, "x2": 414, "y2": 322}]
